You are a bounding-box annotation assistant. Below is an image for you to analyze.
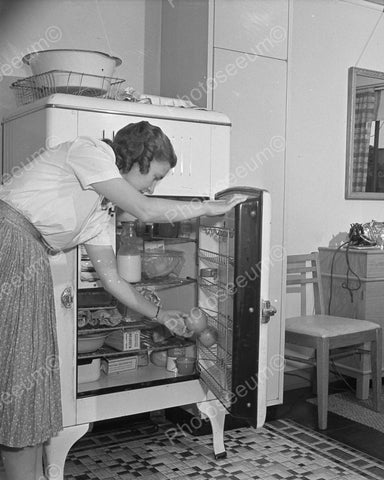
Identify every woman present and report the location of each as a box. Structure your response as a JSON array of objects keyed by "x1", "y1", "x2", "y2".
[{"x1": 0, "y1": 121, "x2": 245, "y2": 479}]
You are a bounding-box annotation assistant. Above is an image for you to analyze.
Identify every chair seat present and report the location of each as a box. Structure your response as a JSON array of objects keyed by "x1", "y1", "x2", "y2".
[{"x1": 286, "y1": 314, "x2": 380, "y2": 338}]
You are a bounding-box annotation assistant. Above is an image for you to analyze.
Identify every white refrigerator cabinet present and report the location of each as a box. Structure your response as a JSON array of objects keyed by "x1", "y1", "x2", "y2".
[
  {"x1": 2, "y1": 94, "x2": 231, "y2": 198},
  {"x1": 2, "y1": 95, "x2": 277, "y2": 479}
]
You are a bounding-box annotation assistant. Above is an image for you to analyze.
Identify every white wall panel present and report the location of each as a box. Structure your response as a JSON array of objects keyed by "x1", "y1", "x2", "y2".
[{"x1": 214, "y1": 0, "x2": 288, "y2": 60}]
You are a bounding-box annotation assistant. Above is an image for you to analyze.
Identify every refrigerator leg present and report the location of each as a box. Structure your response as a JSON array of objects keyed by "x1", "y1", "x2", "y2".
[
  {"x1": 196, "y1": 399, "x2": 227, "y2": 459},
  {"x1": 43, "y1": 423, "x2": 89, "y2": 480}
]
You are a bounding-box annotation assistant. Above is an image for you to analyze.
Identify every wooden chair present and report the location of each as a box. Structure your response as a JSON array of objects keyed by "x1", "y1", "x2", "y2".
[{"x1": 285, "y1": 252, "x2": 382, "y2": 430}]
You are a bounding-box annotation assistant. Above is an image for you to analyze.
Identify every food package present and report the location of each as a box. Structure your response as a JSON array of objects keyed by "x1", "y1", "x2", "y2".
[
  {"x1": 105, "y1": 329, "x2": 140, "y2": 351},
  {"x1": 91, "y1": 308, "x2": 122, "y2": 327},
  {"x1": 101, "y1": 356, "x2": 138, "y2": 375},
  {"x1": 78, "y1": 309, "x2": 91, "y2": 328}
]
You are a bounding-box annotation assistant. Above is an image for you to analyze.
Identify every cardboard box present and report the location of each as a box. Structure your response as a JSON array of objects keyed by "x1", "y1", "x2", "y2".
[
  {"x1": 105, "y1": 329, "x2": 140, "y2": 351},
  {"x1": 101, "y1": 356, "x2": 138, "y2": 375}
]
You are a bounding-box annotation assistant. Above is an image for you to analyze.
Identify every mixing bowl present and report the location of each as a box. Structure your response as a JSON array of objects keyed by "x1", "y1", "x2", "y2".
[
  {"x1": 78, "y1": 333, "x2": 108, "y2": 353},
  {"x1": 22, "y1": 49, "x2": 122, "y2": 94},
  {"x1": 141, "y1": 250, "x2": 184, "y2": 279}
]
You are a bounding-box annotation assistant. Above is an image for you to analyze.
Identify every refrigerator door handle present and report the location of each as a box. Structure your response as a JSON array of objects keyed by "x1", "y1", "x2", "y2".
[
  {"x1": 61, "y1": 286, "x2": 74, "y2": 309},
  {"x1": 261, "y1": 300, "x2": 277, "y2": 323}
]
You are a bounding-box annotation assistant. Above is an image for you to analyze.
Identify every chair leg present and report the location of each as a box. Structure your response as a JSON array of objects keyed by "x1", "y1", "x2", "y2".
[
  {"x1": 356, "y1": 375, "x2": 370, "y2": 400},
  {"x1": 356, "y1": 342, "x2": 371, "y2": 400},
  {"x1": 371, "y1": 328, "x2": 382, "y2": 412},
  {"x1": 316, "y1": 339, "x2": 329, "y2": 430}
]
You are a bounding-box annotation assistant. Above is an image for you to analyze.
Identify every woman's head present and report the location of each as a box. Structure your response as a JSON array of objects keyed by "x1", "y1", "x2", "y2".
[
  {"x1": 104, "y1": 121, "x2": 177, "y2": 174},
  {"x1": 103, "y1": 121, "x2": 177, "y2": 194}
]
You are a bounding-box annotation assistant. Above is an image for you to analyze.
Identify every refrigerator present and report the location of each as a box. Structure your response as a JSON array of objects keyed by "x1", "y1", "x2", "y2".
[{"x1": 2, "y1": 95, "x2": 276, "y2": 479}]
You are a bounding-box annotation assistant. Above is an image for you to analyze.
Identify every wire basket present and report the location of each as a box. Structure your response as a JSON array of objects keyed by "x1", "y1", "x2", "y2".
[{"x1": 11, "y1": 70, "x2": 126, "y2": 106}]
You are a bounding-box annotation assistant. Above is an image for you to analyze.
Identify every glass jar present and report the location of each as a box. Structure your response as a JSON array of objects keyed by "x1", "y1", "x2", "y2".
[
  {"x1": 117, "y1": 221, "x2": 143, "y2": 283},
  {"x1": 200, "y1": 267, "x2": 218, "y2": 283}
]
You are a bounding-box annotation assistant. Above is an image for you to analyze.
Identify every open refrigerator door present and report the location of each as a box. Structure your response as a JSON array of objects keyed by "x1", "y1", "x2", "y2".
[{"x1": 197, "y1": 187, "x2": 274, "y2": 428}]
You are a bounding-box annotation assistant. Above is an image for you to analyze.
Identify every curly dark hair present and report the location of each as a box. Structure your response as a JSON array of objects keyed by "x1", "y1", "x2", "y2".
[{"x1": 102, "y1": 121, "x2": 177, "y2": 174}]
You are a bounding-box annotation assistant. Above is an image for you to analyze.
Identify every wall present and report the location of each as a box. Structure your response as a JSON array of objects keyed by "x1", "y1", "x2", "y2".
[
  {"x1": 0, "y1": 0, "x2": 161, "y2": 133},
  {"x1": 286, "y1": 0, "x2": 384, "y2": 255},
  {"x1": 160, "y1": 0, "x2": 210, "y2": 107}
]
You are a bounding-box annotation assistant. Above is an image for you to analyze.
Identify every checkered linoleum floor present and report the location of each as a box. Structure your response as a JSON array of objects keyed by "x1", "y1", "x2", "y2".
[{"x1": 64, "y1": 418, "x2": 384, "y2": 479}]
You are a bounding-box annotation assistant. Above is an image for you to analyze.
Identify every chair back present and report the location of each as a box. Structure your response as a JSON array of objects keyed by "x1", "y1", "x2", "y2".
[{"x1": 286, "y1": 252, "x2": 325, "y2": 315}]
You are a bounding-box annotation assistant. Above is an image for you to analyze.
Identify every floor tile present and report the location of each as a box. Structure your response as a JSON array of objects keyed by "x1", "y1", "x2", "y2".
[{"x1": 57, "y1": 415, "x2": 384, "y2": 479}]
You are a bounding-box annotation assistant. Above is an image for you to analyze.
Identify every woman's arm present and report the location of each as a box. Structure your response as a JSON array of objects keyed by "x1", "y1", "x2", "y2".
[
  {"x1": 85, "y1": 243, "x2": 157, "y2": 317},
  {"x1": 91, "y1": 178, "x2": 247, "y2": 223},
  {"x1": 84, "y1": 244, "x2": 190, "y2": 336}
]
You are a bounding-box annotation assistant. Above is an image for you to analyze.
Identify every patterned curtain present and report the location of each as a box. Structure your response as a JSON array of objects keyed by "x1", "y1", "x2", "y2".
[{"x1": 353, "y1": 88, "x2": 376, "y2": 192}]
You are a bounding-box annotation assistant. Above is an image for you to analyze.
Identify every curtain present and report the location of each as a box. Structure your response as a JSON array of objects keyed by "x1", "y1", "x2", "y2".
[{"x1": 353, "y1": 88, "x2": 376, "y2": 192}]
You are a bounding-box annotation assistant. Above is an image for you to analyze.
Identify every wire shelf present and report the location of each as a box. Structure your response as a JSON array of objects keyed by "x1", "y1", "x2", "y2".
[
  {"x1": 200, "y1": 306, "x2": 233, "y2": 330},
  {"x1": 200, "y1": 226, "x2": 234, "y2": 240},
  {"x1": 197, "y1": 344, "x2": 233, "y2": 407},
  {"x1": 198, "y1": 277, "x2": 235, "y2": 298},
  {"x1": 199, "y1": 307, "x2": 233, "y2": 355},
  {"x1": 11, "y1": 70, "x2": 126, "y2": 106},
  {"x1": 199, "y1": 248, "x2": 234, "y2": 267}
]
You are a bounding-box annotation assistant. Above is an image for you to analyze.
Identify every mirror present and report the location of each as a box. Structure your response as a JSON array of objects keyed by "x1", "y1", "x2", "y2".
[{"x1": 345, "y1": 67, "x2": 384, "y2": 199}]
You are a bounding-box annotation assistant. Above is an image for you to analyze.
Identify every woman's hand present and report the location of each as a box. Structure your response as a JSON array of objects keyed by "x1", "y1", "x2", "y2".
[
  {"x1": 204, "y1": 194, "x2": 248, "y2": 217},
  {"x1": 158, "y1": 309, "x2": 194, "y2": 337}
]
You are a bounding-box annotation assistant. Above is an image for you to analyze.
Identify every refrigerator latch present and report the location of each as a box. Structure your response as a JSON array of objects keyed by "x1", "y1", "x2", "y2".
[
  {"x1": 61, "y1": 286, "x2": 74, "y2": 309},
  {"x1": 261, "y1": 300, "x2": 277, "y2": 323}
]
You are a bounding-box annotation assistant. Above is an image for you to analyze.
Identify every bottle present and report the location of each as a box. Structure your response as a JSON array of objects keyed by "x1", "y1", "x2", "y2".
[{"x1": 117, "y1": 221, "x2": 143, "y2": 283}]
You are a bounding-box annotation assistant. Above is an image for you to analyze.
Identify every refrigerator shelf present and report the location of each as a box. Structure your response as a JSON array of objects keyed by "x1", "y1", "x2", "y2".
[
  {"x1": 143, "y1": 236, "x2": 196, "y2": 245},
  {"x1": 197, "y1": 344, "x2": 232, "y2": 407},
  {"x1": 77, "y1": 363, "x2": 199, "y2": 395},
  {"x1": 200, "y1": 225, "x2": 234, "y2": 240},
  {"x1": 198, "y1": 277, "x2": 234, "y2": 297},
  {"x1": 200, "y1": 307, "x2": 233, "y2": 331},
  {"x1": 78, "y1": 334, "x2": 195, "y2": 360},
  {"x1": 199, "y1": 308, "x2": 233, "y2": 357},
  {"x1": 137, "y1": 276, "x2": 196, "y2": 290},
  {"x1": 199, "y1": 248, "x2": 234, "y2": 267},
  {"x1": 198, "y1": 344, "x2": 232, "y2": 370},
  {"x1": 78, "y1": 305, "x2": 118, "y2": 312},
  {"x1": 78, "y1": 320, "x2": 150, "y2": 335},
  {"x1": 78, "y1": 276, "x2": 196, "y2": 293}
]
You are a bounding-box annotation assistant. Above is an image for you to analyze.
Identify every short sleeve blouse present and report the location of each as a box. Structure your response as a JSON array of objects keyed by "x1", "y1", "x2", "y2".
[{"x1": 0, "y1": 137, "x2": 122, "y2": 250}]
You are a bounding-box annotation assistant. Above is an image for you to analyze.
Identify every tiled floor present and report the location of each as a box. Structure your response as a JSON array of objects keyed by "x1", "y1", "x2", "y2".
[
  {"x1": 270, "y1": 385, "x2": 384, "y2": 462},
  {"x1": 2, "y1": 385, "x2": 384, "y2": 479},
  {"x1": 64, "y1": 416, "x2": 384, "y2": 479},
  {"x1": 60, "y1": 385, "x2": 384, "y2": 480}
]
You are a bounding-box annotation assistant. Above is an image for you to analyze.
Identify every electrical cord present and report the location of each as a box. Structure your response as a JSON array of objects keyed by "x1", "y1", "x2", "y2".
[
  {"x1": 327, "y1": 238, "x2": 367, "y2": 313},
  {"x1": 330, "y1": 359, "x2": 357, "y2": 394},
  {"x1": 327, "y1": 241, "x2": 349, "y2": 314},
  {"x1": 341, "y1": 242, "x2": 362, "y2": 303}
]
